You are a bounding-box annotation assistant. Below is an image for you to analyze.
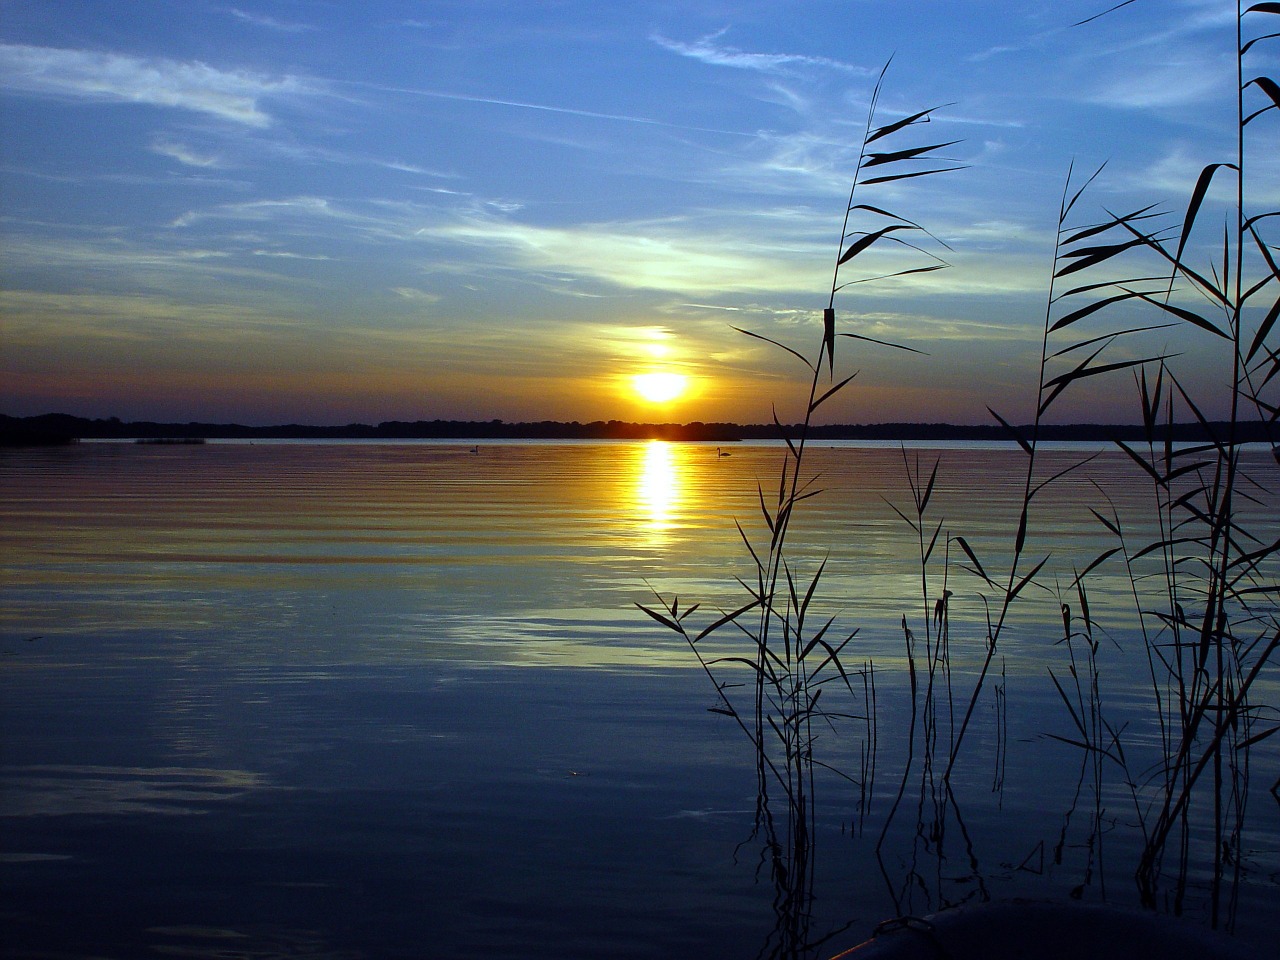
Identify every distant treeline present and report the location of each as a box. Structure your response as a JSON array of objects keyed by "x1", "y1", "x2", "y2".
[{"x1": 3, "y1": 412, "x2": 1276, "y2": 447}]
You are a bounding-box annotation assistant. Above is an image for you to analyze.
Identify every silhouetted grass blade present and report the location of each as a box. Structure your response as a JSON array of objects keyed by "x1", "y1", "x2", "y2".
[
  {"x1": 863, "y1": 140, "x2": 962, "y2": 167},
  {"x1": 1244, "y1": 76, "x2": 1280, "y2": 124},
  {"x1": 837, "y1": 225, "x2": 915, "y2": 265},
  {"x1": 864, "y1": 105, "x2": 947, "y2": 144},
  {"x1": 861, "y1": 167, "x2": 965, "y2": 186},
  {"x1": 1175, "y1": 164, "x2": 1237, "y2": 266}
]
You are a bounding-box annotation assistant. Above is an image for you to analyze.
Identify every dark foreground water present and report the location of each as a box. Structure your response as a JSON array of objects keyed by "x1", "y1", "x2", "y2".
[{"x1": 1, "y1": 440, "x2": 1277, "y2": 958}]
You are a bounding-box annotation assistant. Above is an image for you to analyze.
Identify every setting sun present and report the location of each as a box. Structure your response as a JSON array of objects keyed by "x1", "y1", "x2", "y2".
[{"x1": 632, "y1": 371, "x2": 689, "y2": 404}]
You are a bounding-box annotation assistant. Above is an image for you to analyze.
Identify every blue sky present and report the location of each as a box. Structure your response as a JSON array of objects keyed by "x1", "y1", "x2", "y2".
[{"x1": 1, "y1": 1, "x2": 1274, "y2": 425}]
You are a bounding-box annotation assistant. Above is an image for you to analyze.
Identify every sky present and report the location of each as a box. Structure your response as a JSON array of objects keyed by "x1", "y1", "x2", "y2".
[{"x1": 1, "y1": 0, "x2": 1276, "y2": 426}]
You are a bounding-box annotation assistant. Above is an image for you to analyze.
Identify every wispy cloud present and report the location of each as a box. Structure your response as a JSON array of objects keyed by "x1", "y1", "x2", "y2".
[
  {"x1": 225, "y1": 8, "x2": 317, "y2": 33},
  {"x1": 0, "y1": 289, "x2": 309, "y2": 350},
  {"x1": 1113, "y1": 145, "x2": 1280, "y2": 208},
  {"x1": 0, "y1": 43, "x2": 314, "y2": 126},
  {"x1": 372, "y1": 159, "x2": 464, "y2": 181},
  {"x1": 251, "y1": 249, "x2": 333, "y2": 261},
  {"x1": 391, "y1": 286, "x2": 441, "y2": 303},
  {"x1": 150, "y1": 137, "x2": 223, "y2": 168},
  {"x1": 1086, "y1": 55, "x2": 1229, "y2": 109},
  {"x1": 344, "y1": 78, "x2": 756, "y2": 138},
  {"x1": 0, "y1": 235, "x2": 327, "y2": 297},
  {"x1": 427, "y1": 214, "x2": 828, "y2": 296},
  {"x1": 167, "y1": 196, "x2": 421, "y2": 249},
  {"x1": 652, "y1": 30, "x2": 873, "y2": 76}
]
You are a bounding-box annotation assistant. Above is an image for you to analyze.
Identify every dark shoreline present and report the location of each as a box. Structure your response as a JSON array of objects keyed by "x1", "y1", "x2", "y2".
[{"x1": 3, "y1": 412, "x2": 1274, "y2": 447}]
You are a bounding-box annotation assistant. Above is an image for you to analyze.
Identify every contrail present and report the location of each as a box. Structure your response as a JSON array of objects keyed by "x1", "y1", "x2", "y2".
[{"x1": 337, "y1": 78, "x2": 759, "y2": 139}]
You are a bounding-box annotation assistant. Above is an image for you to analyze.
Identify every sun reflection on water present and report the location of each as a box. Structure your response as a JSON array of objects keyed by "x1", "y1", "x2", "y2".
[{"x1": 636, "y1": 440, "x2": 681, "y2": 535}]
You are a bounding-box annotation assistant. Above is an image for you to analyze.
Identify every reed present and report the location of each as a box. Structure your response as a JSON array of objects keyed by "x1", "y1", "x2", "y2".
[
  {"x1": 640, "y1": 0, "x2": 1278, "y2": 945},
  {"x1": 639, "y1": 60, "x2": 963, "y2": 953},
  {"x1": 1026, "y1": 1, "x2": 1280, "y2": 929}
]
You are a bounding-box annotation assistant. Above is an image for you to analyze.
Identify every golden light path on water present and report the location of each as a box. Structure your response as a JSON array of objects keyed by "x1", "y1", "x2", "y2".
[
  {"x1": 636, "y1": 440, "x2": 681, "y2": 535},
  {"x1": 2, "y1": 440, "x2": 1274, "y2": 681}
]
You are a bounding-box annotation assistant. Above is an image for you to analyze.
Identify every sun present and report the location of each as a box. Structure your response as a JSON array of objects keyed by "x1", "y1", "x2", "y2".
[{"x1": 632, "y1": 371, "x2": 689, "y2": 404}]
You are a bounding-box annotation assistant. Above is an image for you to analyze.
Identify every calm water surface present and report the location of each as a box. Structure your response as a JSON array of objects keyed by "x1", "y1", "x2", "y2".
[{"x1": 1, "y1": 440, "x2": 1277, "y2": 958}]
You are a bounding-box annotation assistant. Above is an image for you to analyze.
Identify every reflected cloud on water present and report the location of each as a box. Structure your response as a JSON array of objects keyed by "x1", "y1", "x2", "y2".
[{"x1": 0, "y1": 764, "x2": 267, "y2": 818}]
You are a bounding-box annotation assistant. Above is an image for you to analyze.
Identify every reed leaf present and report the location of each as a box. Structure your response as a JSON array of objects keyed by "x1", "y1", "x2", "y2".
[
  {"x1": 823, "y1": 307, "x2": 836, "y2": 372},
  {"x1": 864, "y1": 140, "x2": 962, "y2": 167},
  {"x1": 1015, "y1": 503, "x2": 1030, "y2": 556},
  {"x1": 810, "y1": 372, "x2": 859, "y2": 414},
  {"x1": 923, "y1": 519, "x2": 944, "y2": 566},
  {"x1": 848, "y1": 202, "x2": 915, "y2": 222},
  {"x1": 883, "y1": 496, "x2": 920, "y2": 533},
  {"x1": 1061, "y1": 204, "x2": 1160, "y2": 247},
  {"x1": 694, "y1": 599, "x2": 764, "y2": 644},
  {"x1": 1040, "y1": 355, "x2": 1164, "y2": 417},
  {"x1": 1174, "y1": 163, "x2": 1237, "y2": 267},
  {"x1": 1138, "y1": 364, "x2": 1163, "y2": 439},
  {"x1": 1030, "y1": 452, "x2": 1099, "y2": 501},
  {"x1": 757, "y1": 485, "x2": 776, "y2": 535},
  {"x1": 732, "y1": 325, "x2": 814, "y2": 371},
  {"x1": 1008, "y1": 557, "x2": 1049, "y2": 602},
  {"x1": 1113, "y1": 216, "x2": 1231, "y2": 306},
  {"x1": 1073, "y1": 544, "x2": 1123, "y2": 584},
  {"x1": 1042, "y1": 733, "x2": 1124, "y2": 767},
  {"x1": 1236, "y1": 724, "x2": 1280, "y2": 751},
  {"x1": 711, "y1": 655, "x2": 772, "y2": 680},
  {"x1": 1242, "y1": 271, "x2": 1274, "y2": 306},
  {"x1": 987, "y1": 406, "x2": 1033, "y2": 455},
  {"x1": 1055, "y1": 237, "x2": 1149, "y2": 277},
  {"x1": 837, "y1": 225, "x2": 916, "y2": 265},
  {"x1": 1073, "y1": 0, "x2": 1139, "y2": 28},
  {"x1": 838, "y1": 263, "x2": 950, "y2": 290},
  {"x1": 1089, "y1": 506, "x2": 1122, "y2": 537},
  {"x1": 1048, "y1": 323, "x2": 1176, "y2": 361},
  {"x1": 861, "y1": 166, "x2": 966, "y2": 186},
  {"x1": 772, "y1": 410, "x2": 801, "y2": 461},
  {"x1": 1243, "y1": 76, "x2": 1280, "y2": 124},
  {"x1": 636, "y1": 602, "x2": 683, "y2": 634},
  {"x1": 1061, "y1": 160, "x2": 1108, "y2": 220},
  {"x1": 865, "y1": 105, "x2": 946, "y2": 144},
  {"x1": 1057, "y1": 274, "x2": 1168, "y2": 299},
  {"x1": 954, "y1": 535, "x2": 994, "y2": 586},
  {"x1": 799, "y1": 559, "x2": 829, "y2": 621},
  {"x1": 1049, "y1": 290, "x2": 1146, "y2": 332},
  {"x1": 1248, "y1": 295, "x2": 1280, "y2": 363},
  {"x1": 1129, "y1": 535, "x2": 1207, "y2": 564},
  {"x1": 839, "y1": 332, "x2": 929, "y2": 355},
  {"x1": 798, "y1": 616, "x2": 838, "y2": 662},
  {"x1": 1241, "y1": 31, "x2": 1280, "y2": 56},
  {"x1": 849, "y1": 204, "x2": 956, "y2": 252},
  {"x1": 805, "y1": 634, "x2": 860, "y2": 695},
  {"x1": 735, "y1": 519, "x2": 765, "y2": 573},
  {"x1": 921, "y1": 458, "x2": 939, "y2": 513},
  {"x1": 1049, "y1": 668, "x2": 1090, "y2": 740}
]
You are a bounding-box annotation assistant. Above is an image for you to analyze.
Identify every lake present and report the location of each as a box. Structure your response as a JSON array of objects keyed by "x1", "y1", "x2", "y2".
[{"x1": 1, "y1": 439, "x2": 1277, "y2": 958}]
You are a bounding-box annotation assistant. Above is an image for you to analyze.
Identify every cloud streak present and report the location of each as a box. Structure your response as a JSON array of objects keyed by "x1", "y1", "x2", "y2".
[
  {"x1": 225, "y1": 7, "x2": 317, "y2": 33},
  {"x1": 344, "y1": 78, "x2": 758, "y2": 138},
  {"x1": 0, "y1": 43, "x2": 313, "y2": 126},
  {"x1": 151, "y1": 138, "x2": 224, "y2": 168},
  {"x1": 652, "y1": 30, "x2": 874, "y2": 76}
]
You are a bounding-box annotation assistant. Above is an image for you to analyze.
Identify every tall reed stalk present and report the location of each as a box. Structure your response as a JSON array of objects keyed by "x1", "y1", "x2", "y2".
[
  {"x1": 1027, "y1": 1, "x2": 1279, "y2": 928},
  {"x1": 639, "y1": 62, "x2": 962, "y2": 955},
  {"x1": 640, "y1": 1, "x2": 1278, "y2": 944}
]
